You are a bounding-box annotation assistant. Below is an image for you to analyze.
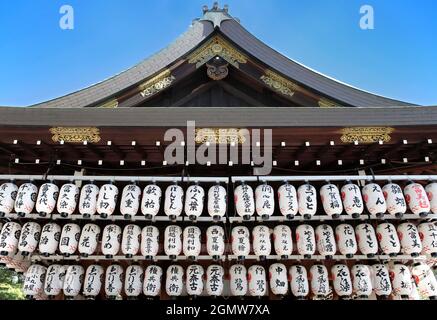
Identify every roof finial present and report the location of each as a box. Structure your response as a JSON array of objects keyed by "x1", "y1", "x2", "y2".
[{"x1": 200, "y1": 2, "x2": 233, "y2": 28}]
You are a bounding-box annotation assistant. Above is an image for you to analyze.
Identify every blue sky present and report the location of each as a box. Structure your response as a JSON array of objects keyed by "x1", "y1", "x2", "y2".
[{"x1": 0, "y1": 0, "x2": 436, "y2": 107}]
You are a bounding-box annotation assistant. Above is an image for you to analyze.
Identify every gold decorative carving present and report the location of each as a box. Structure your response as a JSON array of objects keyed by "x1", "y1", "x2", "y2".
[
  {"x1": 260, "y1": 70, "x2": 299, "y2": 98},
  {"x1": 139, "y1": 69, "x2": 175, "y2": 98},
  {"x1": 195, "y1": 128, "x2": 247, "y2": 145},
  {"x1": 340, "y1": 127, "x2": 394, "y2": 144},
  {"x1": 188, "y1": 36, "x2": 247, "y2": 68},
  {"x1": 206, "y1": 60, "x2": 229, "y2": 81},
  {"x1": 319, "y1": 98, "x2": 341, "y2": 108},
  {"x1": 50, "y1": 127, "x2": 101, "y2": 143},
  {"x1": 97, "y1": 99, "x2": 119, "y2": 109}
]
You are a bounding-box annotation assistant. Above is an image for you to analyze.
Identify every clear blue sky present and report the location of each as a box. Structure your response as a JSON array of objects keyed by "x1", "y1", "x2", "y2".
[{"x1": 0, "y1": 0, "x2": 436, "y2": 107}]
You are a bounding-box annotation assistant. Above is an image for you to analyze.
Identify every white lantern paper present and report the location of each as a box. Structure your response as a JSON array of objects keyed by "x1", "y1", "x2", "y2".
[
  {"x1": 78, "y1": 224, "x2": 100, "y2": 257},
  {"x1": 207, "y1": 185, "x2": 227, "y2": 219},
  {"x1": 38, "y1": 223, "x2": 61, "y2": 257},
  {"x1": 78, "y1": 184, "x2": 99, "y2": 217},
  {"x1": 0, "y1": 182, "x2": 18, "y2": 217},
  {"x1": 382, "y1": 183, "x2": 407, "y2": 218},
  {"x1": 273, "y1": 225, "x2": 293, "y2": 258},
  {"x1": 370, "y1": 264, "x2": 392, "y2": 298},
  {"x1": 36, "y1": 183, "x2": 59, "y2": 217},
  {"x1": 101, "y1": 224, "x2": 122, "y2": 258},
  {"x1": 183, "y1": 226, "x2": 202, "y2": 260},
  {"x1": 248, "y1": 265, "x2": 267, "y2": 297},
  {"x1": 164, "y1": 225, "x2": 182, "y2": 259},
  {"x1": 289, "y1": 265, "x2": 309, "y2": 299},
  {"x1": 229, "y1": 264, "x2": 248, "y2": 297},
  {"x1": 252, "y1": 225, "x2": 271, "y2": 259},
  {"x1": 397, "y1": 223, "x2": 422, "y2": 257},
  {"x1": 166, "y1": 265, "x2": 184, "y2": 297},
  {"x1": 269, "y1": 263, "x2": 288, "y2": 296},
  {"x1": 59, "y1": 223, "x2": 81, "y2": 257},
  {"x1": 186, "y1": 265, "x2": 204, "y2": 297},
  {"x1": 255, "y1": 184, "x2": 275, "y2": 219},
  {"x1": 120, "y1": 184, "x2": 141, "y2": 219},
  {"x1": 97, "y1": 184, "x2": 119, "y2": 218},
  {"x1": 278, "y1": 183, "x2": 298, "y2": 219},
  {"x1": 411, "y1": 263, "x2": 437, "y2": 300},
  {"x1": 23, "y1": 264, "x2": 47, "y2": 299},
  {"x1": 18, "y1": 222, "x2": 41, "y2": 256},
  {"x1": 231, "y1": 226, "x2": 250, "y2": 260},
  {"x1": 341, "y1": 183, "x2": 364, "y2": 218},
  {"x1": 57, "y1": 184, "x2": 79, "y2": 218},
  {"x1": 320, "y1": 184, "x2": 343, "y2": 218},
  {"x1": 296, "y1": 224, "x2": 316, "y2": 258},
  {"x1": 362, "y1": 183, "x2": 387, "y2": 218},
  {"x1": 331, "y1": 264, "x2": 352, "y2": 298},
  {"x1": 105, "y1": 264, "x2": 124, "y2": 299},
  {"x1": 390, "y1": 263, "x2": 413, "y2": 299},
  {"x1": 164, "y1": 184, "x2": 184, "y2": 220},
  {"x1": 206, "y1": 225, "x2": 225, "y2": 260},
  {"x1": 335, "y1": 224, "x2": 357, "y2": 258},
  {"x1": 121, "y1": 224, "x2": 141, "y2": 258},
  {"x1": 351, "y1": 265, "x2": 372, "y2": 298},
  {"x1": 83, "y1": 265, "x2": 104, "y2": 299},
  {"x1": 14, "y1": 183, "x2": 38, "y2": 217},
  {"x1": 0, "y1": 222, "x2": 21, "y2": 255},
  {"x1": 426, "y1": 183, "x2": 437, "y2": 214},
  {"x1": 376, "y1": 223, "x2": 401, "y2": 256},
  {"x1": 144, "y1": 265, "x2": 163, "y2": 297},
  {"x1": 184, "y1": 185, "x2": 205, "y2": 220},
  {"x1": 418, "y1": 222, "x2": 437, "y2": 257},
  {"x1": 309, "y1": 265, "x2": 330, "y2": 298},
  {"x1": 234, "y1": 184, "x2": 255, "y2": 220},
  {"x1": 315, "y1": 224, "x2": 337, "y2": 258},
  {"x1": 404, "y1": 183, "x2": 431, "y2": 217},
  {"x1": 63, "y1": 265, "x2": 84, "y2": 299},
  {"x1": 141, "y1": 184, "x2": 162, "y2": 219},
  {"x1": 355, "y1": 223, "x2": 378, "y2": 257},
  {"x1": 297, "y1": 184, "x2": 317, "y2": 219},
  {"x1": 124, "y1": 265, "x2": 144, "y2": 298},
  {"x1": 141, "y1": 226, "x2": 159, "y2": 259},
  {"x1": 206, "y1": 265, "x2": 224, "y2": 297},
  {"x1": 44, "y1": 264, "x2": 66, "y2": 298}
]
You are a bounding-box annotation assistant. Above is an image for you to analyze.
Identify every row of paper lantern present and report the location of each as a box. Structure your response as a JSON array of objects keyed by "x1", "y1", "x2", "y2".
[
  {"x1": 22, "y1": 262, "x2": 437, "y2": 300},
  {"x1": 2, "y1": 221, "x2": 437, "y2": 260}
]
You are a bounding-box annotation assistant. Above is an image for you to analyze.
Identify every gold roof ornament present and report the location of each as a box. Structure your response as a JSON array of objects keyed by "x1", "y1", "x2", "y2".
[
  {"x1": 50, "y1": 127, "x2": 101, "y2": 143},
  {"x1": 319, "y1": 98, "x2": 342, "y2": 108},
  {"x1": 97, "y1": 99, "x2": 119, "y2": 109},
  {"x1": 195, "y1": 128, "x2": 247, "y2": 145},
  {"x1": 260, "y1": 70, "x2": 300, "y2": 98},
  {"x1": 340, "y1": 127, "x2": 394, "y2": 144},
  {"x1": 139, "y1": 69, "x2": 176, "y2": 98}
]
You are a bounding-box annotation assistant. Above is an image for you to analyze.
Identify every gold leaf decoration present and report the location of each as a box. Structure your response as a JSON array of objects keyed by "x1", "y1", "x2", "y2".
[
  {"x1": 260, "y1": 70, "x2": 300, "y2": 98},
  {"x1": 195, "y1": 128, "x2": 247, "y2": 145},
  {"x1": 50, "y1": 127, "x2": 101, "y2": 143},
  {"x1": 97, "y1": 99, "x2": 119, "y2": 109},
  {"x1": 340, "y1": 127, "x2": 395, "y2": 144},
  {"x1": 319, "y1": 98, "x2": 342, "y2": 108},
  {"x1": 139, "y1": 69, "x2": 175, "y2": 98}
]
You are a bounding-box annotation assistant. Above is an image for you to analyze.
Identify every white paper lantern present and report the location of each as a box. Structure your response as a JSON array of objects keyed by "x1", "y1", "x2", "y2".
[
  {"x1": 252, "y1": 225, "x2": 271, "y2": 259},
  {"x1": 36, "y1": 183, "x2": 59, "y2": 217},
  {"x1": 143, "y1": 265, "x2": 163, "y2": 297},
  {"x1": 273, "y1": 225, "x2": 293, "y2": 258},
  {"x1": 229, "y1": 264, "x2": 247, "y2": 297},
  {"x1": 18, "y1": 222, "x2": 41, "y2": 256},
  {"x1": 255, "y1": 184, "x2": 275, "y2": 219},
  {"x1": 289, "y1": 265, "x2": 309, "y2": 299},
  {"x1": 426, "y1": 183, "x2": 437, "y2": 214},
  {"x1": 105, "y1": 264, "x2": 124, "y2": 299},
  {"x1": 183, "y1": 226, "x2": 202, "y2": 260},
  {"x1": 397, "y1": 223, "x2": 422, "y2": 257},
  {"x1": 0, "y1": 182, "x2": 18, "y2": 217},
  {"x1": 316, "y1": 224, "x2": 337, "y2": 258},
  {"x1": 331, "y1": 264, "x2": 352, "y2": 298},
  {"x1": 0, "y1": 222, "x2": 21, "y2": 256},
  {"x1": 362, "y1": 183, "x2": 387, "y2": 218},
  {"x1": 411, "y1": 263, "x2": 437, "y2": 300},
  {"x1": 78, "y1": 184, "x2": 99, "y2": 218},
  {"x1": 124, "y1": 265, "x2": 144, "y2": 298},
  {"x1": 141, "y1": 226, "x2": 159, "y2": 259},
  {"x1": 165, "y1": 265, "x2": 184, "y2": 297},
  {"x1": 78, "y1": 224, "x2": 100, "y2": 257},
  {"x1": 206, "y1": 225, "x2": 225, "y2": 260},
  {"x1": 234, "y1": 184, "x2": 255, "y2": 220},
  {"x1": 296, "y1": 224, "x2": 316, "y2": 258},
  {"x1": 248, "y1": 265, "x2": 267, "y2": 297},
  {"x1": 186, "y1": 265, "x2": 204, "y2": 297},
  {"x1": 59, "y1": 223, "x2": 81, "y2": 257},
  {"x1": 335, "y1": 224, "x2": 357, "y2": 258},
  {"x1": 278, "y1": 183, "x2": 298, "y2": 219},
  {"x1": 405, "y1": 183, "x2": 431, "y2": 217},
  {"x1": 309, "y1": 265, "x2": 330, "y2": 298},
  {"x1": 14, "y1": 183, "x2": 38, "y2": 217},
  {"x1": 370, "y1": 264, "x2": 392, "y2": 298},
  {"x1": 44, "y1": 264, "x2": 66, "y2": 298},
  {"x1": 382, "y1": 183, "x2": 407, "y2": 218},
  {"x1": 97, "y1": 184, "x2": 119, "y2": 218},
  {"x1": 376, "y1": 223, "x2": 401, "y2": 256},
  {"x1": 101, "y1": 224, "x2": 122, "y2": 258},
  {"x1": 355, "y1": 223, "x2": 379, "y2": 257},
  {"x1": 297, "y1": 184, "x2": 317, "y2": 219},
  {"x1": 83, "y1": 265, "x2": 104, "y2": 299},
  {"x1": 269, "y1": 263, "x2": 288, "y2": 296},
  {"x1": 63, "y1": 265, "x2": 84, "y2": 299},
  {"x1": 231, "y1": 226, "x2": 250, "y2": 260},
  {"x1": 57, "y1": 184, "x2": 79, "y2": 218},
  {"x1": 121, "y1": 224, "x2": 141, "y2": 258},
  {"x1": 320, "y1": 184, "x2": 343, "y2": 218},
  {"x1": 38, "y1": 223, "x2": 61, "y2": 257},
  {"x1": 120, "y1": 184, "x2": 141, "y2": 219},
  {"x1": 23, "y1": 264, "x2": 47, "y2": 299},
  {"x1": 164, "y1": 225, "x2": 182, "y2": 259},
  {"x1": 184, "y1": 185, "x2": 205, "y2": 220},
  {"x1": 141, "y1": 184, "x2": 162, "y2": 219},
  {"x1": 351, "y1": 265, "x2": 373, "y2": 298},
  {"x1": 164, "y1": 184, "x2": 184, "y2": 220},
  {"x1": 206, "y1": 265, "x2": 224, "y2": 297},
  {"x1": 341, "y1": 183, "x2": 364, "y2": 218},
  {"x1": 207, "y1": 185, "x2": 227, "y2": 219},
  {"x1": 390, "y1": 263, "x2": 413, "y2": 299},
  {"x1": 418, "y1": 222, "x2": 437, "y2": 257}
]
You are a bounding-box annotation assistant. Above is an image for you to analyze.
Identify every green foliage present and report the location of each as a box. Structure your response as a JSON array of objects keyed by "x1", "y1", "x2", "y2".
[{"x1": 0, "y1": 267, "x2": 24, "y2": 300}]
